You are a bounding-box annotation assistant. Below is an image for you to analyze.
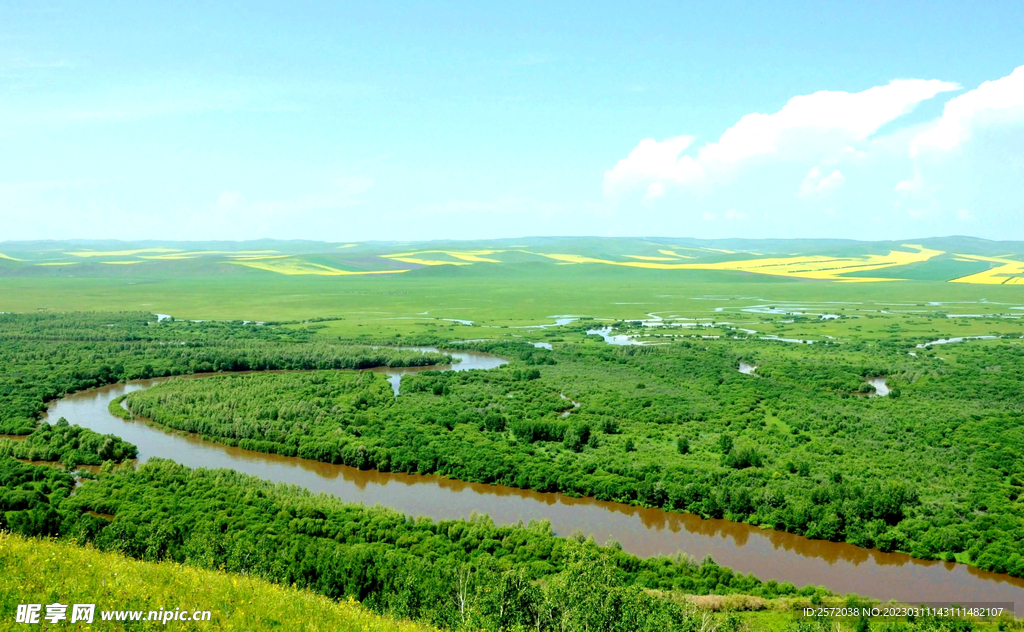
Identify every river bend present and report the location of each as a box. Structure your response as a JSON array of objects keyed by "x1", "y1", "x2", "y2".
[{"x1": 42, "y1": 352, "x2": 1024, "y2": 612}]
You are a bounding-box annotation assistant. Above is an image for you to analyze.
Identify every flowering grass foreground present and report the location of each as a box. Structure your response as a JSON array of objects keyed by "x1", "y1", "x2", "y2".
[{"x1": 0, "y1": 532, "x2": 434, "y2": 631}]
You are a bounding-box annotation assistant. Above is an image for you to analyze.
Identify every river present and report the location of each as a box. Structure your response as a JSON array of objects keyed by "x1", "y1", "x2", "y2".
[{"x1": 42, "y1": 355, "x2": 1024, "y2": 612}]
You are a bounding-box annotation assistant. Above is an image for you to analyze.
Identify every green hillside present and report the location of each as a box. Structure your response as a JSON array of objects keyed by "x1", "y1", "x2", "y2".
[
  {"x1": 0, "y1": 531, "x2": 434, "y2": 631},
  {"x1": 2, "y1": 237, "x2": 1023, "y2": 285}
]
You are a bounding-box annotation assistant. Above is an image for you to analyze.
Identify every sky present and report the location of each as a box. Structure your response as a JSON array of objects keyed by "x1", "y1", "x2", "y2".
[{"x1": 1, "y1": 1, "x2": 1022, "y2": 243}]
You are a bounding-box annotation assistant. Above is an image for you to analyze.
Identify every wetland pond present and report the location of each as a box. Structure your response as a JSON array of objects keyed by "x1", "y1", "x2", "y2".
[
  {"x1": 377, "y1": 346, "x2": 508, "y2": 395},
  {"x1": 44, "y1": 353, "x2": 1024, "y2": 612},
  {"x1": 867, "y1": 377, "x2": 890, "y2": 397},
  {"x1": 586, "y1": 327, "x2": 643, "y2": 345}
]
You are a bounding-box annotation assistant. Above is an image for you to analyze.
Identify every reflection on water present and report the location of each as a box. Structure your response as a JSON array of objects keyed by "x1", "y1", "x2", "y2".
[
  {"x1": 586, "y1": 327, "x2": 643, "y2": 345},
  {"x1": 868, "y1": 377, "x2": 890, "y2": 397},
  {"x1": 512, "y1": 316, "x2": 579, "y2": 329},
  {"x1": 372, "y1": 347, "x2": 508, "y2": 395},
  {"x1": 738, "y1": 362, "x2": 757, "y2": 375},
  {"x1": 760, "y1": 335, "x2": 815, "y2": 344},
  {"x1": 916, "y1": 336, "x2": 998, "y2": 348},
  {"x1": 46, "y1": 377, "x2": 1024, "y2": 612}
]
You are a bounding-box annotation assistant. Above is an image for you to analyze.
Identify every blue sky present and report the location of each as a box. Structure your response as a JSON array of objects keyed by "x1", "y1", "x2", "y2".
[{"x1": 1, "y1": 1, "x2": 1022, "y2": 242}]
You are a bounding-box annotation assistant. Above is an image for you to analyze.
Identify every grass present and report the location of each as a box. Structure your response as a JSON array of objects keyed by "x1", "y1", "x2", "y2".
[
  {"x1": 0, "y1": 237, "x2": 1022, "y2": 328},
  {"x1": 0, "y1": 260, "x2": 1022, "y2": 314},
  {"x1": 0, "y1": 532, "x2": 435, "y2": 631},
  {"x1": 1, "y1": 268, "x2": 1023, "y2": 359}
]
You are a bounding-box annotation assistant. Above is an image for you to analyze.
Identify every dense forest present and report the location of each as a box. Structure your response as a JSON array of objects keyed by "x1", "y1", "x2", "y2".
[
  {"x1": 126, "y1": 333, "x2": 1024, "y2": 578},
  {"x1": 0, "y1": 311, "x2": 449, "y2": 433},
  {"x1": 0, "y1": 417, "x2": 137, "y2": 467}
]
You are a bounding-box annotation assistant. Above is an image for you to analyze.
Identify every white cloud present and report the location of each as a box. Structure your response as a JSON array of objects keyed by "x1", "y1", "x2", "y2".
[
  {"x1": 724, "y1": 209, "x2": 748, "y2": 220},
  {"x1": 892, "y1": 65, "x2": 1024, "y2": 238},
  {"x1": 798, "y1": 167, "x2": 846, "y2": 198},
  {"x1": 604, "y1": 135, "x2": 699, "y2": 195},
  {"x1": 912, "y1": 65, "x2": 1024, "y2": 155},
  {"x1": 698, "y1": 79, "x2": 957, "y2": 164},
  {"x1": 216, "y1": 190, "x2": 243, "y2": 210},
  {"x1": 894, "y1": 176, "x2": 921, "y2": 192},
  {"x1": 645, "y1": 181, "x2": 664, "y2": 200},
  {"x1": 604, "y1": 79, "x2": 958, "y2": 197},
  {"x1": 600, "y1": 67, "x2": 1024, "y2": 239}
]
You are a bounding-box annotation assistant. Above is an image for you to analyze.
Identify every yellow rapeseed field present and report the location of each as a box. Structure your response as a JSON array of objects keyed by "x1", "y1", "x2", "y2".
[
  {"x1": 227, "y1": 258, "x2": 409, "y2": 276},
  {"x1": 66, "y1": 249, "x2": 181, "y2": 258},
  {"x1": 656, "y1": 249, "x2": 695, "y2": 258},
  {"x1": 28, "y1": 243, "x2": 968, "y2": 282},
  {"x1": 139, "y1": 251, "x2": 282, "y2": 261},
  {"x1": 950, "y1": 254, "x2": 1024, "y2": 285},
  {"x1": 380, "y1": 249, "x2": 505, "y2": 265},
  {"x1": 535, "y1": 245, "x2": 943, "y2": 282},
  {"x1": 622, "y1": 255, "x2": 683, "y2": 261}
]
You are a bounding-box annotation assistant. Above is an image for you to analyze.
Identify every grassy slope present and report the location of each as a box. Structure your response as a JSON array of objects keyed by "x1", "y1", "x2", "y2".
[{"x1": 0, "y1": 532, "x2": 433, "y2": 632}]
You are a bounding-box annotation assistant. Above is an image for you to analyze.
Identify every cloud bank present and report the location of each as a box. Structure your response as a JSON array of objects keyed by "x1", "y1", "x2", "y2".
[{"x1": 605, "y1": 66, "x2": 1024, "y2": 237}]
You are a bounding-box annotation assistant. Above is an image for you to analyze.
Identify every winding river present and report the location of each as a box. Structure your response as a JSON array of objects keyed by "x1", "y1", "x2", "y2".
[{"x1": 43, "y1": 349, "x2": 1024, "y2": 612}]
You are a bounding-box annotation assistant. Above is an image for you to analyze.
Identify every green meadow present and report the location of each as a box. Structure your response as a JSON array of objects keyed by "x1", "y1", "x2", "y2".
[
  {"x1": 1, "y1": 267, "x2": 1023, "y2": 347},
  {"x1": 2, "y1": 238, "x2": 1022, "y2": 332}
]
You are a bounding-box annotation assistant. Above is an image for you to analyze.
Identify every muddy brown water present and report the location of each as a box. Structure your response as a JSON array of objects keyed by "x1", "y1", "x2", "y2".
[{"x1": 43, "y1": 372, "x2": 1024, "y2": 612}]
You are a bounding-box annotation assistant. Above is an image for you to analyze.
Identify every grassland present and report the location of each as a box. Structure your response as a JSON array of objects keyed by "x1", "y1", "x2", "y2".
[
  {"x1": 2, "y1": 238, "x2": 1024, "y2": 630},
  {"x1": 1, "y1": 238, "x2": 1022, "y2": 332},
  {"x1": 1, "y1": 270, "x2": 1022, "y2": 353},
  {"x1": 0, "y1": 532, "x2": 434, "y2": 631}
]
